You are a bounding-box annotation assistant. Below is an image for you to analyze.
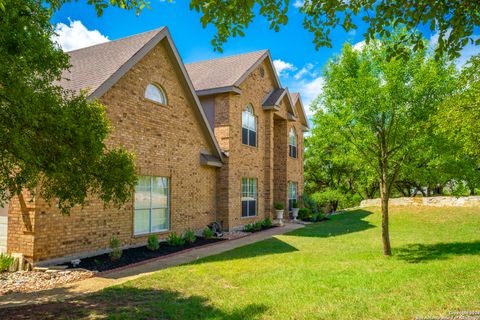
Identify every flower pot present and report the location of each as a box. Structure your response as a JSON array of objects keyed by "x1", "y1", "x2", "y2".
[
  {"x1": 292, "y1": 208, "x2": 299, "y2": 221},
  {"x1": 275, "y1": 209, "x2": 284, "y2": 220}
]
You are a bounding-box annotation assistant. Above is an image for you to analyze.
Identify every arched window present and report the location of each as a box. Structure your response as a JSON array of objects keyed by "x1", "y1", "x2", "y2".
[
  {"x1": 289, "y1": 127, "x2": 297, "y2": 158},
  {"x1": 242, "y1": 104, "x2": 257, "y2": 147},
  {"x1": 145, "y1": 83, "x2": 167, "y2": 105}
]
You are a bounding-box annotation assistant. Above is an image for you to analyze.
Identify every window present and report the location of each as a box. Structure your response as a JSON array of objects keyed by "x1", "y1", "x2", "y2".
[
  {"x1": 144, "y1": 83, "x2": 167, "y2": 105},
  {"x1": 289, "y1": 127, "x2": 297, "y2": 158},
  {"x1": 241, "y1": 178, "x2": 257, "y2": 217},
  {"x1": 288, "y1": 182, "x2": 298, "y2": 211},
  {"x1": 134, "y1": 176, "x2": 169, "y2": 235},
  {"x1": 242, "y1": 105, "x2": 257, "y2": 147}
]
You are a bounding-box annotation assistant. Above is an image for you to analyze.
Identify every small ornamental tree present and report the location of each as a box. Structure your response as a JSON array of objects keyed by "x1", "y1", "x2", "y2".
[
  {"x1": 317, "y1": 33, "x2": 455, "y2": 255},
  {"x1": 0, "y1": 0, "x2": 137, "y2": 214}
]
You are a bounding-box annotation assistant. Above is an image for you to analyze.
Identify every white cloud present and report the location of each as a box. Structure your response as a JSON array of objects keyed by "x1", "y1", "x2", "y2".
[
  {"x1": 290, "y1": 76, "x2": 325, "y2": 117},
  {"x1": 52, "y1": 20, "x2": 109, "y2": 52},
  {"x1": 352, "y1": 40, "x2": 366, "y2": 51},
  {"x1": 293, "y1": 0, "x2": 304, "y2": 8},
  {"x1": 273, "y1": 59, "x2": 297, "y2": 77},
  {"x1": 294, "y1": 63, "x2": 317, "y2": 80}
]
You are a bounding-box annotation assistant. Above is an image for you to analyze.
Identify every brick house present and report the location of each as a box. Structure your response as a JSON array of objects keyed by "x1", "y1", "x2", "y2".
[{"x1": 0, "y1": 28, "x2": 308, "y2": 265}]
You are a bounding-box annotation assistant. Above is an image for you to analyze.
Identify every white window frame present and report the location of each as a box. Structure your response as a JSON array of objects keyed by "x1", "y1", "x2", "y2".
[
  {"x1": 241, "y1": 177, "x2": 257, "y2": 217},
  {"x1": 289, "y1": 127, "x2": 298, "y2": 158},
  {"x1": 134, "y1": 176, "x2": 170, "y2": 235},
  {"x1": 242, "y1": 105, "x2": 257, "y2": 147},
  {"x1": 288, "y1": 181, "x2": 298, "y2": 211},
  {"x1": 144, "y1": 83, "x2": 167, "y2": 105}
]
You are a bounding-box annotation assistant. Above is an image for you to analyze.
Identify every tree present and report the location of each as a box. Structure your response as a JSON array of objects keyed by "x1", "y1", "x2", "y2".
[
  {"x1": 0, "y1": 0, "x2": 137, "y2": 214},
  {"x1": 305, "y1": 107, "x2": 378, "y2": 204},
  {"x1": 317, "y1": 35, "x2": 455, "y2": 255},
  {"x1": 8, "y1": 0, "x2": 476, "y2": 59},
  {"x1": 435, "y1": 55, "x2": 480, "y2": 159}
]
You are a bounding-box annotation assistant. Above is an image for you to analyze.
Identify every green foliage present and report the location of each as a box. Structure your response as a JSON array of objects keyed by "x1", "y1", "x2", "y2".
[
  {"x1": 183, "y1": 229, "x2": 197, "y2": 244},
  {"x1": 186, "y1": 0, "x2": 478, "y2": 59},
  {"x1": 298, "y1": 208, "x2": 311, "y2": 221},
  {"x1": 167, "y1": 232, "x2": 186, "y2": 246},
  {"x1": 292, "y1": 200, "x2": 299, "y2": 209},
  {"x1": 261, "y1": 218, "x2": 272, "y2": 228},
  {"x1": 147, "y1": 235, "x2": 160, "y2": 251},
  {"x1": 274, "y1": 203, "x2": 284, "y2": 210},
  {"x1": 310, "y1": 212, "x2": 326, "y2": 222},
  {"x1": 202, "y1": 227, "x2": 214, "y2": 239},
  {"x1": 243, "y1": 223, "x2": 255, "y2": 232},
  {"x1": 109, "y1": 236, "x2": 122, "y2": 261},
  {"x1": 435, "y1": 55, "x2": 480, "y2": 160},
  {"x1": 0, "y1": 253, "x2": 14, "y2": 272},
  {"x1": 0, "y1": 0, "x2": 137, "y2": 213},
  {"x1": 311, "y1": 189, "x2": 346, "y2": 212}
]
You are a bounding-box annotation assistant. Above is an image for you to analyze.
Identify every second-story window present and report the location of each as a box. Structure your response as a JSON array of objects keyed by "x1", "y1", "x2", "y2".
[
  {"x1": 289, "y1": 127, "x2": 297, "y2": 158},
  {"x1": 242, "y1": 104, "x2": 257, "y2": 147},
  {"x1": 145, "y1": 83, "x2": 167, "y2": 105}
]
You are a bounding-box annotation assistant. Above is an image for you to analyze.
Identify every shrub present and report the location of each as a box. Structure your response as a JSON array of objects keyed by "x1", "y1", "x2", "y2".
[
  {"x1": 167, "y1": 232, "x2": 185, "y2": 246},
  {"x1": 261, "y1": 218, "x2": 272, "y2": 228},
  {"x1": 0, "y1": 253, "x2": 14, "y2": 272},
  {"x1": 109, "y1": 236, "x2": 122, "y2": 260},
  {"x1": 202, "y1": 227, "x2": 214, "y2": 239},
  {"x1": 244, "y1": 223, "x2": 255, "y2": 232},
  {"x1": 298, "y1": 208, "x2": 311, "y2": 220},
  {"x1": 292, "y1": 200, "x2": 299, "y2": 209},
  {"x1": 253, "y1": 221, "x2": 263, "y2": 231},
  {"x1": 183, "y1": 229, "x2": 197, "y2": 244},
  {"x1": 147, "y1": 235, "x2": 160, "y2": 251},
  {"x1": 274, "y1": 203, "x2": 284, "y2": 210}
]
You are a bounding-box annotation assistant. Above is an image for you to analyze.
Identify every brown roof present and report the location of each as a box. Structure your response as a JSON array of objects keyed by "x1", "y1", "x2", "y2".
[
  {"x1": 59, "y1": 28, "x2": 163, "y2": 96},
  {"x1": 57, "y1": 27, "x2": 223, "y2": 162},
  {"x1": 185, "y1": 50, "x2": 272, "y2": 95},
  {"x1": 262, "y1": 88, "x2": 286, "y2": 108}
]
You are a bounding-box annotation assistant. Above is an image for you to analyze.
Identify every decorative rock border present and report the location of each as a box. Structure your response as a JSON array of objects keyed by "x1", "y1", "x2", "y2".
[{"x1": 360, "y1": 196, "x2": 480, "y2": 208}]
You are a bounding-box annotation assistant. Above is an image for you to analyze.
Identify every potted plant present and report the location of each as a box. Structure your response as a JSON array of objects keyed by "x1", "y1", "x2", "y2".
[
  {"x1": 291, "y1": 200, "x2": 299, "y2": 221},
  {"x1": 274, "y1": 203, "x2": 284, "y2": 221}
]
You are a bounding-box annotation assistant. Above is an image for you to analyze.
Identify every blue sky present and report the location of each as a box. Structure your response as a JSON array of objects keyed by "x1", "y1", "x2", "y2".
[{"x1": 51, "y1": 1, "x2": 478, "y2": 116}]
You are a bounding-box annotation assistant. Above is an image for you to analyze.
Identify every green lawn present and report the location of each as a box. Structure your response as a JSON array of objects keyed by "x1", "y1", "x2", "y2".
[{"x1": 7, "y1": 206, "x2": 480, "y2": 319}]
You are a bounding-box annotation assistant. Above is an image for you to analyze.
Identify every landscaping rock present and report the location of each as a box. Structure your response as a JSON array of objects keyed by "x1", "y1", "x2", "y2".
[{"x1": 0, "y1": 269, "x2": 95, "y2": 296}]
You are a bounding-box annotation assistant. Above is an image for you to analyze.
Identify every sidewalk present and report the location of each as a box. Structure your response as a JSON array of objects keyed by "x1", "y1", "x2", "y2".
[{"x1": 0, "y1": 222, "x2": 303, "y2": 309}]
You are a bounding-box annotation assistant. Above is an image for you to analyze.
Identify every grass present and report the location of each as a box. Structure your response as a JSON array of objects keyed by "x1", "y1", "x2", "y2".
[{"x1": 5, "y1": 206, "x2": 480, "y2": 319}]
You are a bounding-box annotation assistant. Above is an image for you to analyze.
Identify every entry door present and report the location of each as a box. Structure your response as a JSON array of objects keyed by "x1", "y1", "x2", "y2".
[{"x1": 0, "y1": 203, "x2": 8, "y2": 253}]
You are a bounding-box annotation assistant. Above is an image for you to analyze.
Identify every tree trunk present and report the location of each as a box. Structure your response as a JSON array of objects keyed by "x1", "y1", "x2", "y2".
[{"x1": 379, "y1": 174, "x2": 392, "y2": 256}]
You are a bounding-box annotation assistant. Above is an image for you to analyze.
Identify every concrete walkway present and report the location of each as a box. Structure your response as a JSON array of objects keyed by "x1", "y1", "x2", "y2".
[{"x1": 0, "y1": 223, "x2": 303, "y2": 309}]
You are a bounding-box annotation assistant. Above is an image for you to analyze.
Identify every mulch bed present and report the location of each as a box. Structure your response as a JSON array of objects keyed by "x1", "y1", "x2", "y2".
[{"x1": 59, "y1": 237, "x2": 224, "y2": 272}]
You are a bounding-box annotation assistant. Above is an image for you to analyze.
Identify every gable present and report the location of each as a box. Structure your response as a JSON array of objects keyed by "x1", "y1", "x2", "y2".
[{"x1": 59, "y1": 28, "x2": 223, "y2": 162}]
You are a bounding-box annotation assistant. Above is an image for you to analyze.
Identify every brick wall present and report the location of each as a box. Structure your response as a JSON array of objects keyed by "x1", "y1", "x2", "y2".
[{"x1": 7, "y1": 40, "x2": 219, "y2": 263}]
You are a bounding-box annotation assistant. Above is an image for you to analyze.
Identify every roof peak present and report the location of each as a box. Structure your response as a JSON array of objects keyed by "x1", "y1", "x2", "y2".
[
  {"x1": 65, "y1": 27, "x2": 166, "y2": 53},
  {"x1": 186, "y1": 49, "x2": 268, "y2": 66}
]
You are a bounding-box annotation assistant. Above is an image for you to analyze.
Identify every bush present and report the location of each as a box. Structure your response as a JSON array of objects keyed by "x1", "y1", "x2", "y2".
[
  {"x1": 311, "y1": 212, "x2": 326, "y2": 222},
  {"x1": 274, "y1": 203, "x2": 284, "y2": 210},
  {"x1": 244, "y1": 223, "x2": 255, "y2": 232},
  {"x1": 147, "y1": 235, "x2": 160, "y2": 251},
  {"x1": 261, "y1": 218, "x2": 272, "y2": 228},
  {"x1": 167, "y1": 232, "x2": 186, "y2": 246},
  {"x1": 292, "y1": 200, "x2": 299, "y2": 209},
  {"x1": 298, "y1": 208, "x2": 311, "y2": 220},
  {"x1": 183, "y1": 229, "x2": 197, "y2": 244},
  {"x1": 202, "y1": 227, "x2": 214, "y2": 239},
  {"x1": 253, "y1": 221, "x2": 263, "y2": 231},
  {"x1": 109, "y1": 236, "x2": 122, "y2": 260},
  {"x1": 0, "y1": 253, "x2": 14, "y2": 272}
]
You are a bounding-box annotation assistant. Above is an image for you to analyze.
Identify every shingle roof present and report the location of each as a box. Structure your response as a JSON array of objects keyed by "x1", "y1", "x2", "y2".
[
  {"x1": 185, "y1": 50, "x2": 268, "y2": 94},
  {"x1": 57, "y1": 27, "x2": 224, "y2": 162},
  {"x1": 262, "y1": 88, "x2": 286, "y2": 108},
  {"x1": 59, "y1": 28, "x2": 164, "y2": 95}
]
